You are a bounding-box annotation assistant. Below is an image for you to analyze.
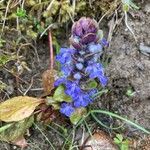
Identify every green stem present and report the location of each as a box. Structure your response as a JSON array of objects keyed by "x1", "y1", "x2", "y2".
[
  {"x1": 90, "y1": 110, "x2": 150, "y2": 134},
  {"x1": 0, "y1": 123, "x2": 13, "y2": 133}
]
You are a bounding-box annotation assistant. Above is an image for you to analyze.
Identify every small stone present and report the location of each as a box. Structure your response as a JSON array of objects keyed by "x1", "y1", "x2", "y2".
[
  {"x1": 82, "y1": 130, "x2": 118, "y2": 150},
  {"x1": 144, "y1": 4, "x2": 150, "y2": 14}
]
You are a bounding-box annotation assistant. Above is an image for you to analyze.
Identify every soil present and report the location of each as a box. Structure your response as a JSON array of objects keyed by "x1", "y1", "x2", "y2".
[
  {"x1": 0, "y1": 0, "x2": 150, "y2": 149},
  {"x1": 105, "y1": 0, "x2": 150, "y2": 130}
]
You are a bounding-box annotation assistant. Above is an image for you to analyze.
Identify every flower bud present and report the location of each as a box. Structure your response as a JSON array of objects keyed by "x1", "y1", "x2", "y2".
[{"x1": 72, "y1": 17, "x2": 98, "y2": 44}]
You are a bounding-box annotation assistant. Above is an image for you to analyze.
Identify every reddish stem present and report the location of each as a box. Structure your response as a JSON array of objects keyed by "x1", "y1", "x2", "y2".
[{"x1": 48, "y1": 31, "x2": 54, "y2": 70}]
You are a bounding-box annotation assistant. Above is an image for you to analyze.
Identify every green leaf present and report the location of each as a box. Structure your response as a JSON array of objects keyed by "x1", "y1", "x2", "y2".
[
  {"x1": 87, "y1": 80, "x2": 98, "y2": 89},
  {"x1": 0, "y1": 54, "x2": 16, "y2": 67},
  {"x1": 16, "y1": 8, "x2": 26, "y2": 18},
  {"x1": 53, "y1": 85, "x2": 72, "y2": 102},
  {"x1": 122, "y1": 140, "x2": 129, "y2": 150},
  {"x1": 0, "y1": 116, "x2": 34, "y2": 142},
  {"x1": 0, "y1": 124, "x2": 13, "y2": 133},
  {"x1": 53, "y1": 37, "x2": 60, "y2": 54},
  {"x1": 116, "y1": 134, "x2": 123, "y2": 141},
  {"x1": 121, "y1": 142, "x2": 129, "y2": 150},
  {"x1": 123, "y1": 4, "x2": 129, "y2": 12},
  {"x1": 70, "y1": 108, "x2": 87, "y2": 125},
  {"x1": 46, "y1": 97, "x2": 60, "y2": 109},
  {"x1": 114, "y1": 137, "x2": 121, "y2": 144},
  {"x1": 126, "y1": 88, "x2": 135, "y2": 97}
]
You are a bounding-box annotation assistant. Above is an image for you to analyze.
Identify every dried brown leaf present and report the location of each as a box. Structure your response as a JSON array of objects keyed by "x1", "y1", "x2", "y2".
[
  {"x1": 42, "y1": 69, "x2": 57, "y2": 95},
  {"x1": 12, "y1": 136, "x2": 28, "y2": 149},
  {"x1": 0, "y1": 96, "x2": 43, "y2": 122}
]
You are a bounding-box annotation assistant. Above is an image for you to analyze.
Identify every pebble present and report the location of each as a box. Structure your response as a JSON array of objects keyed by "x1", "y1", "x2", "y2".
[
  {"x1": 82, "y1": 130, "x2": 118, "y2": 150},
  {"x1": 139, "y1": 43, "x2": 150, "y2": 54},
  {"x1": 144, "y1": 4, "x2": 150, "y2": 14}
]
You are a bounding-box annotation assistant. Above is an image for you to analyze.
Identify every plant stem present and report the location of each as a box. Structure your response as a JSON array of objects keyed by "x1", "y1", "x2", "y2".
[
  {"x1": 48, "y1": 31, "x2": 54, "y2": 70},
  {"x1": 90, "y1": 110, "x2": 150, "y2": 134}
]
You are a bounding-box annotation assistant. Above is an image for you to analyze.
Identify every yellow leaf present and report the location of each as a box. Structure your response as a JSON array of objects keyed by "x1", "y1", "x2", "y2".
[{"x1": 0, "y1": 96, "x2": 43, "y2": 122}]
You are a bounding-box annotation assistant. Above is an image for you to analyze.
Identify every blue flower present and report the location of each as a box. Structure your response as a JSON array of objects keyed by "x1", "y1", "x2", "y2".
[
  {"x1": 55, "y1": 18, "x2": 108, "y2": 118},
  {"x1": 54, "y1": 77, "x2": 67, "y2": 86},
  {"x1": 92, "y1": 54, "x2": 101, "y2": 62},
  {"x1": 98, "y1": 75, "x2": 108, "y2": 87},
  {"x1": 88, "y1": 43, "x2": 102, "y2": 53},
  {"x1": 85, "y1": 63, "x2": 107, "y2": 86},
  {"x1": 73, "y1": 93, "x2": 92, "y2": 107},
  {"x1": 87, "y1": 53, "x2": 101, "y2": 64},
  {"x1": 101, "y1": 38, "x2": 109, "y2": 47},
  {"x1": 73, "y1": 72, "x2": 82, "y2": 80},
  {"x1": 76, "y1": 63, "x2": 84, "y2": 70},
  {"x1": 56, "y1": 48, "x2": 75, "y2": 64},
  {"x1": 60, "y1": 102, "x2": 75, "y2": 117},
  {"x1": 61, "y1": 63, "x2": 74, "y2": 77},
  {"x1": 77, "y1": 57, "x2": 84, "y2": 63},
  {"x1": 85, "y1": 63, "x2": 103, "y2": 78},
  {"x1": 65, "y1": 81, "x2": 81, "y2": 98},
  {"x1": 79, "y1": 51, "x2": 86, "y2": 55},
  {"x1": 88, "y1": 89, "x2": 98, "y2": 97}
]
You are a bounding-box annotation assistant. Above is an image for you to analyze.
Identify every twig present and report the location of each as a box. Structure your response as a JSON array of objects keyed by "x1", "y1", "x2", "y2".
[
  {"x1": 40, "y1": 24, "x2": 54, "y2": 38},
  {"x1": 46, "y1": 0, "x2": 55, "y2": 11},
  {"x1": 68, "y1": 11, "x2": 74, "y2": 23},
  {"x1": 29, "y1": 88, "x2": 44, "y2": 91},
  {"x1": 72, "y1": 0, "x2": 76, "y2": 18},
  {"x1": 23, "y1": 77, "x2": 34, "y2": 95},
  {"x1": 98, "y1": 11, "x2": 109, "y2": 25},
  {"x1": 34, "y1": 123, "x2": 55, "y2": 150},
  {"x1": 17, "y1": 43, "x2": 40, "y2": 62},
  {"x1": 48, "y1": 31, "x2": 54, "y2": 69},
  {"x1": 4, "y1": 67, "x2": 29, "y2": 85},
  {"x1": 1, "y1": 0, "x2": 11, "y2": 36},
  {"x1": 124, "y1": 11, "x2": 137, "y2": 43}
]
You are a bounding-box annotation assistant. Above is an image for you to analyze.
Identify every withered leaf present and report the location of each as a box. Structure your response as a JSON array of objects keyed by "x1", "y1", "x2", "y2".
[
  {"x1": 0, "y1": 96, "x2": 43, "y2": 122},
  {"x1": 12, "y1": 136, "x2": 28, "y2": 149},
  {"x1": 42, "y1": 69, "x2": 57, "y2": 95}
]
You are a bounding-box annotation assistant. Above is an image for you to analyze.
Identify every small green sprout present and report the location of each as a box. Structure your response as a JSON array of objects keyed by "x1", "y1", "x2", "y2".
[
  {"x1": 114, "y1": 134, "x2": 129, "y2": 150},
  {"x1": 122, "y1": 0, "x2": 139, "y2": 12},
  {"x1": 16, "y1": 8, "x2": 26, "y2": 18},
  {"x1": 0, "y1": 54, "x2": 15, "y2": 67},
  {"x1": 0, "y1": 38, "x2": 6, "y2": 47},
  {"x1": 126, "y1": 88, "x2": 135, "y2": 97}
]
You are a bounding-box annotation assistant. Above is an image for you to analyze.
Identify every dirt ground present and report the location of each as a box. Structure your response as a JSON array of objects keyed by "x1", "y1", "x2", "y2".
[
  {"x1": 0, "y1": 0, "x2": 150, "y2": 149},
  {"x1": 105, "y1": 0, "x2": 150, "y2": 130}
]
